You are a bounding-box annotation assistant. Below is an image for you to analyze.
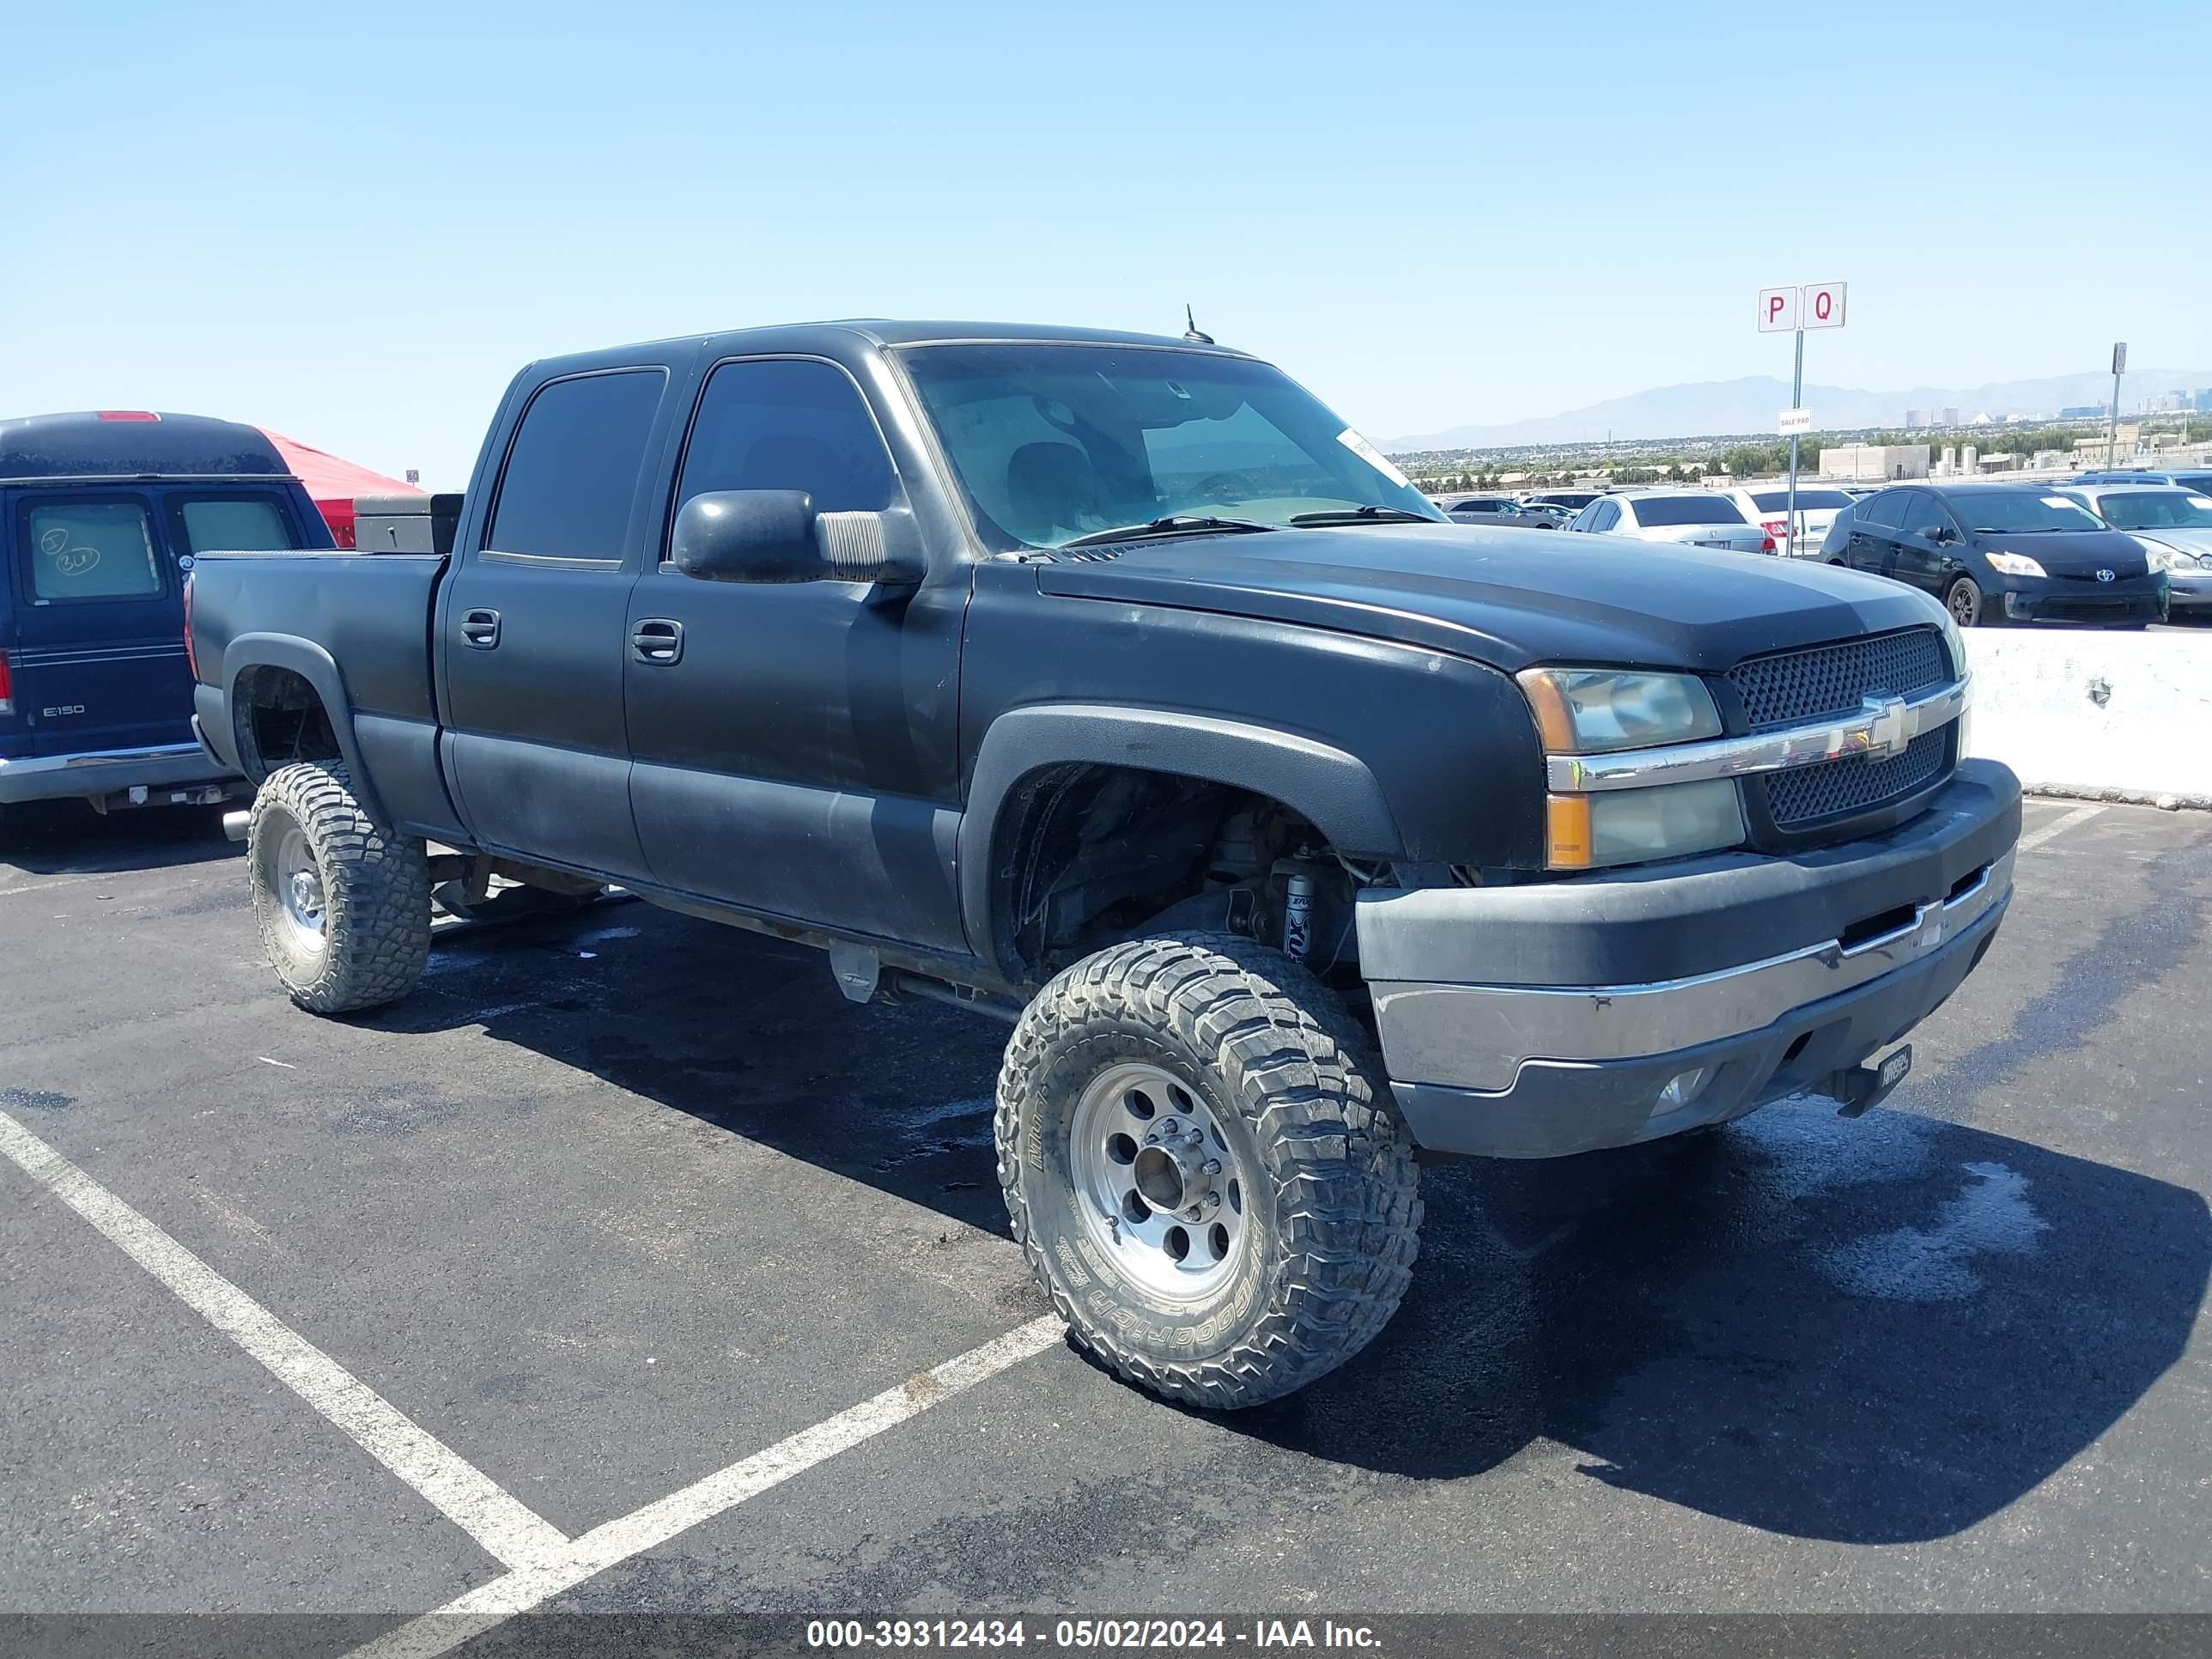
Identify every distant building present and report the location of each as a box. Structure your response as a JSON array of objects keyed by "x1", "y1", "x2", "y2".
[
  {"x1": 1942, "y1": 407, "x2": 1960, "y2": 426},
  {"x1": 1820, "y1": 442, "x2": 1929, "y2": 482},
  {"x1": 2195, "y1": 388, "x2": 2212, "y2": 412},
  {"x1": 2059, "y1": 404, "x2": 2107, "y2": 419},
  {"x1": 1974, "y1": 453, "x2": 2022, "y2": 473},
  {"x1": 1905, "y1": 410, "x2": 1932, "y2": 428}
]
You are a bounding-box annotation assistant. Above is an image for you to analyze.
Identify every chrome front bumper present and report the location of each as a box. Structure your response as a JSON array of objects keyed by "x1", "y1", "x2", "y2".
[
  {"x1": 1358, "y1": 762, "x2": 2021, "y2": 1158},
  {"x1": 0, "y1": 742, "x2": 238, "y2": 806}
]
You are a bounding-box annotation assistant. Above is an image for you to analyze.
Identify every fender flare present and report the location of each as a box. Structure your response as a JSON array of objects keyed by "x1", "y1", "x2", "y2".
[
  {"x1": 958, "y1": 702, "x2": 1405, "y2": 970},
  {"x1": 217, "y1": 633, "x2": 389, "y2": 826}
]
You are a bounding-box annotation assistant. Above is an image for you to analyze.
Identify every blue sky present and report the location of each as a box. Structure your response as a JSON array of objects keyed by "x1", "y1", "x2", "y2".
[{"x1": 6, "y1": 1, "x2": 2207, "y2": 486}]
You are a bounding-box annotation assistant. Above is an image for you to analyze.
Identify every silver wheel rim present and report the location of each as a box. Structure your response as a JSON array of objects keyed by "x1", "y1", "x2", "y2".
[
  {"x1": 1069, "y1": 1060, "x2": 1249, "y2": 1303},
  {"x1": 272, "y1": 823, "x2": 328, "y2": 957},
  {"x1": 1950, "y1": 581, "x2": 1980, "y2": 626}
]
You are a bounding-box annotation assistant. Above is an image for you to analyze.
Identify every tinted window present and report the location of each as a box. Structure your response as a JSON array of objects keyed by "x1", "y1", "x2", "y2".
[
  {"x1": 1898, "y1": 494, "x2": 1948, "y2": 538},
  {"x1": 1630, "y1": 495, "x2": 1747, "y2": 527},
  {"x1": 1455, "y1": 498, "x2": 1510, "y2": 514},
  {"x1": 488, "y1": 369, "x2": 666, "y2": 559},
  {"x1": 675, "y1": 359, "x2": 896, "y2": 517},
  {"x1": 1591, "y1": 500, "x2": 1620, "y2": 531},
  {"x1": 1954, "y1": 491, "x2": 2105, "y2": 533},
  {"x1": 2173, "y1": 474, "x2": 2212, "y2": 494},
  {"x1": 1857, "y1": 490, "x2": 1906, "y2": 530},
  {"x1": 176, "y1": 497, "x2": 291, "y2": 552},
  {"x1": 1749, "y1": 489, "x2": 1852, "y2": 512},
  {"x1": 25, "y1": 501, "x2": 162, "y2": 600},
  {"x1": 2090, "y1": 491, "x2": 2212, "y2": 530}
]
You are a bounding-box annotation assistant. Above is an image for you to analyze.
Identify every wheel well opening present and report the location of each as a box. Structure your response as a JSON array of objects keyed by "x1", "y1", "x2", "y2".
[
  {"x1": 991, "y1": 763, "x2": 1376, "y2": 988},
  {"x1": 234, "y1": 666, "x2": 339, "y2": 781}
]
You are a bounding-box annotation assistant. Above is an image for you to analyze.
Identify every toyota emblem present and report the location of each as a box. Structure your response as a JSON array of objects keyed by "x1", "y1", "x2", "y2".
[{"x1": 2095, "y1": 568, "x2": 2117, "y2": 582}]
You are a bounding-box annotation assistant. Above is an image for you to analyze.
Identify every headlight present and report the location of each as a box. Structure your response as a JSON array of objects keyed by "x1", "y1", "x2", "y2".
[
  {"x1": 2143, "y1": 544, "x2": 2206, "y2": 573},
  {"x1": 1546, "y1": 779, "x2": 1746, "y2": 870},
  {"x1": 1985, "y1": 552, "x2": 2047, "y2": 578},
  {"x1": 1516, "y1": 668, "x2": 1723, "y2": 754}
]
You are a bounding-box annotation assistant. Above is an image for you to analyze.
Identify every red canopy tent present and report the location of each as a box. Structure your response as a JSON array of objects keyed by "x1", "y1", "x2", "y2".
[{"x1": 258, "y1": 428, "x2": 422, "y2": 548}]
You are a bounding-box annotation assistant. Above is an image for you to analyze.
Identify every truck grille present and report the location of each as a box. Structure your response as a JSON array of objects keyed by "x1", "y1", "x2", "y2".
[
  {"x1": 1765, "y1": 727, "x2": 1950, "y2": 826},
  {"x1": 1728, "y1": 627, "x2": 1955, "y2": 832},
  {"x1": 1727, "y1": 626, "x2": 1948, "y2": 729}
]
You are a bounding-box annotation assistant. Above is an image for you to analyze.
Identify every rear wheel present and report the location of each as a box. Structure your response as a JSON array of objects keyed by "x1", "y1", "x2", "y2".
[
  {"x1": 997, "y1": 933, "x2": 1421, "y2": 1409},
  {"x1": 1947, "y1": 575, "x2": 1985, "y2": 627},
  {"x1": 249, "y1": 763, "x2": 428, "y2": 1014}
]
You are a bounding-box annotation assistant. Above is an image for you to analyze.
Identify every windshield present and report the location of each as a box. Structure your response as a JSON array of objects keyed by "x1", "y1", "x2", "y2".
[
  {"x1": 1633, "y1": 495, "x2": 1747, "y2": 526},
  {"x1": 2091, "y1": 491, "x2": 2212, "y2": 530},
  {"x1": 896, "y1": 343, "x2": 1443, "y2": 548},
  {"x1": 1749, "y1": 488, "x2": 1851, "y2": 512},
  {"x1": 1960, "y1": 492, "x2": 2107, "y2": 533}
]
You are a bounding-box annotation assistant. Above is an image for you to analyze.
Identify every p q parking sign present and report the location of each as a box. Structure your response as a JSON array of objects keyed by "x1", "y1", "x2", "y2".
[{"x1": 1759, "y1": 283, "x2": 1847, "y2": 331}]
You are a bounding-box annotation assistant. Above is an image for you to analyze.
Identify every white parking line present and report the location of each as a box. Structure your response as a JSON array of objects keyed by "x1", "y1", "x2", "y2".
[
  {"x1": 2016, "y1": 805, "x2": 2106, "y2": 853},
  {"x1": 0, "y1": 1109, "x2": 569, "y2": 1571},
  {"x1": 346, "y1": 1315, "x2": 1065, "y2": 1659}
]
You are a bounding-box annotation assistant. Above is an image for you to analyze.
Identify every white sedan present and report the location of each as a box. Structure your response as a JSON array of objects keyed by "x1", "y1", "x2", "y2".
[
  {"x1": 1711, "y1": 484, "x2": 1857, "y2": 559},
  {"x1": 1565, "y1": 490, "x2": 1775, "y2": 555}
]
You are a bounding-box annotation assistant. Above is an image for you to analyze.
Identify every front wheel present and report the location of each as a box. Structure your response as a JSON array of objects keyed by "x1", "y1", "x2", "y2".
[
  {"x1": 997, "y1": 933, "x2": 1421, "y2": 1409},
  {"x1": 249, "y1": 763, "x2": 429, "y2": 1014},
  {"x1": 1947, "y1": 575, "x2": 1986, "y2": 627}
]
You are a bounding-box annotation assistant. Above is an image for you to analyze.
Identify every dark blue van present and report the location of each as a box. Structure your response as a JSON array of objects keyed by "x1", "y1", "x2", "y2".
[{"x1": 0, "y1": 411, "x2": 333, "y2": 825}]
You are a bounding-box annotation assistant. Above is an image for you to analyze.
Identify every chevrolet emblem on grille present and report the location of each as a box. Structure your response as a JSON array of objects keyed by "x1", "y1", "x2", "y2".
[{"x1": 1862, "y1": 695, "x2": 1911, "y2": 761}]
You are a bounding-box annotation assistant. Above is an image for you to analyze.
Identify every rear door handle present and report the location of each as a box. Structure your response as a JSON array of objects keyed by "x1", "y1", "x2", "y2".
[
  {"x1": 460, "y1": 608, "x2": 501, "y2": 649},
  {"x1": 631, "y1": 618, "x2": 684, "y2": 665}
]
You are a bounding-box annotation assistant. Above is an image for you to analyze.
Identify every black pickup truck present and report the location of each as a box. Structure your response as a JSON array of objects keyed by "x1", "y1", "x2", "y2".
[{"x1": 188, "y1": 321, "x2": 2021, "y2": 1408}]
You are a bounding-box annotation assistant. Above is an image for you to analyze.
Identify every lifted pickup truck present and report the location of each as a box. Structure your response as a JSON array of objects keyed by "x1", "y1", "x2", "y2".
[{"x1": 188, "y1": 321, "x2": 2021, "y2": 1408}]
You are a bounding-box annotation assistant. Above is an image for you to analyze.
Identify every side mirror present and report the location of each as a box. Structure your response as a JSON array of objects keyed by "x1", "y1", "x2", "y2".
[
  {"x1": 1917, "y1": 525, "x2": 1948, "y2": 544},
  {"x1": 671, "y1": 490, "x2": 923, "y2": 586}
]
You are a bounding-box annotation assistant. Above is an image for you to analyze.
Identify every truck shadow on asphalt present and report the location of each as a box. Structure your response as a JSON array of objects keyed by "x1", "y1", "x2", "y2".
[
  {"x1": 0, "y1": 799, "x2": 240, "y2": 878},
  {"x1": 369, "y1": 898, "x2": 2210, "y2": 1548}
]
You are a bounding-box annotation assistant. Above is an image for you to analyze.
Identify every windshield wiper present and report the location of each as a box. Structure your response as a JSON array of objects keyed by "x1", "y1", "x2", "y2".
[
  {"x1": 1286, "y1": 506, "x2": 1438, "y2": 526},
  {"x1": 1058, "y1": 515, "x2": 1281, "y2": 549}
]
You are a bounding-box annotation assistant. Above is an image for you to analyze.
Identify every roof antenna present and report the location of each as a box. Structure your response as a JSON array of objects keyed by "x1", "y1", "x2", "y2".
[{"x1": 1182, "y1": 305, "x2": 1215, "y2": 346}]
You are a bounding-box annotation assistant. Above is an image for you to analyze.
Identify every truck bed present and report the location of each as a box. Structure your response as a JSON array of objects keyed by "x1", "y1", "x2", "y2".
[{"x1": 187, "y1": 549, "x2": 456, "y2": 836}]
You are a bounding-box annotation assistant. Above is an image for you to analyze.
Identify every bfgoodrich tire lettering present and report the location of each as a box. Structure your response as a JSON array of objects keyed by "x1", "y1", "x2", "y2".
[
  {"x1": 997, "y1": 933, "x2": 1421, "y2": 1408},
  {"x1": 249, "y1": 762, "x2": 429, "y2": 1014}
]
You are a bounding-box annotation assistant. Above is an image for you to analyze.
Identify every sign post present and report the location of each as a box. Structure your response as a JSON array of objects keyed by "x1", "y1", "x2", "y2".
[
  {"x1": 2108, "y1": 342, "x2": 2127, "y2": 468},
  {"x1": 1759, "y1": 283, "x2": 1846, "y2": 553}
]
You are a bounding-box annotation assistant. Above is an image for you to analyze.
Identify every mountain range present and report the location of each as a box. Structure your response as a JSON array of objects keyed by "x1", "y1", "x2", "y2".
[{"x1": 1383, "y1": 369, "x2": 2212, "y2": 453}]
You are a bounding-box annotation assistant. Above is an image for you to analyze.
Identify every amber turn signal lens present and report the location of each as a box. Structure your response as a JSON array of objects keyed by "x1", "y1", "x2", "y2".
[
  {"x1": 1546, "y1": 793, "x2": 1593, "y2": 870},
  {"x1": 1521, "y1": 672, "x2": 1579, "y2": 752}
]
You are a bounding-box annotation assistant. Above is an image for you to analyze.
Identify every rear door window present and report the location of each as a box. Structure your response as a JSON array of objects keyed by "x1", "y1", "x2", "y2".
[
  {"x1": 487, "y1": 368, "x2": 668, "y2": 561},
  {"x1": 22, "y1": 499, "x2": 163, "y2": 602}
]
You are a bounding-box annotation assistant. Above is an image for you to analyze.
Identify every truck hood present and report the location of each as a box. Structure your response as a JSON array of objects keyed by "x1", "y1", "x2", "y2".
[{"x1": 1031, "y1": 522, "x2": 1945, "y2": 673}]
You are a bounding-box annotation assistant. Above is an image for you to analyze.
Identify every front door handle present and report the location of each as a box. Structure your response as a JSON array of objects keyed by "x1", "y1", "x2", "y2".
[
  {"x1": 460, "y1": 607, "x2": 501, "y2": 649},
  {"x1": 631, "y1": 618, "x2": 684, "y2": 665}
]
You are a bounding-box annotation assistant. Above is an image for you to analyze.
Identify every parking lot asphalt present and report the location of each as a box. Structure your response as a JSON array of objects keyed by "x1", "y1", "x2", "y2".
[{"x1": 3, "y1": 794, "x2": 2208, "y2": 1642}]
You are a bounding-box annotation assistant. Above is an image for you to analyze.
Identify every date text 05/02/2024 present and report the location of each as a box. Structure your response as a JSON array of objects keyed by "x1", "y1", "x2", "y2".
[{"x1": 805, "y1": 1619, "x2": 1385, "y2": 1650}]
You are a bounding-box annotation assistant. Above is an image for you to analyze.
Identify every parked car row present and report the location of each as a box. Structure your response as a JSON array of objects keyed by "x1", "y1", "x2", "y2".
[{"x1": 1429, "y1": 467, "x2": 2207, "y2": 630}]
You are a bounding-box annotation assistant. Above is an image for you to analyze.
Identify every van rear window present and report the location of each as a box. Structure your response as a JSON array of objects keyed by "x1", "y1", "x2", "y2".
[
  {"x1": 178, "y1": 498, "x2": 291, "y2": 552},
  {"x1": 26, "y1": 502, "x2": 161, "y2": 600}
]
